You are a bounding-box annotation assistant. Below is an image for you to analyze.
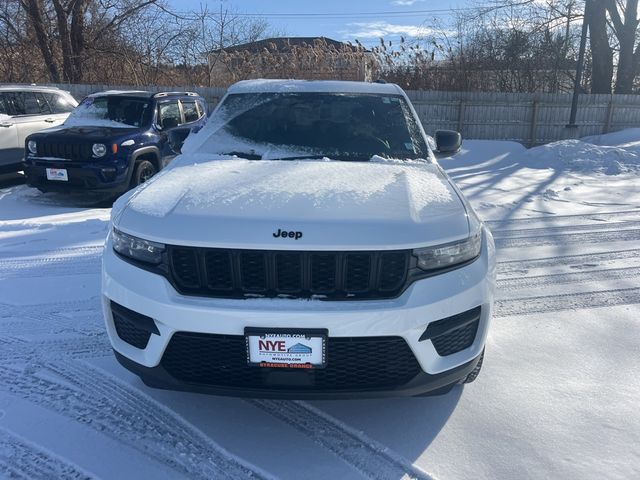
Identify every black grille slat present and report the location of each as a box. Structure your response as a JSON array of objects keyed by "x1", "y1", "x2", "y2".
[
  {"x1": 378, "y1": 252, "x2": 409, "y2": 291},
  {"x1": 204, "y1": 251, "x2": 233, "y2": 291},
  {"x1": 240, "y1": 251, "x2": 267, "y2": 293},
  {"x1": 344, "y1": 253, "x2": 371, "y2": 293},
  {"x1": 166, "y1": 248, "x2": 410, "y2": 300},
  {"x1": 310, "y1": 253, "x2": 337, "y2": 293},
  {"x1": 171, "y1": 247, "x2": 200, "y2": 289},
  {"x1": 276, "y1": 253, "x2": 302, "y2": 292},
  {"x1": 161, "y1": 333, "x2": 422, "y2": 391}
]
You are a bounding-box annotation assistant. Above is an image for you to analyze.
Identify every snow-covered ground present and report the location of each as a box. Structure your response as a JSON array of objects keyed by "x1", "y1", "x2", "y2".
[{"x1": 1, "y1": 131, "x2": 639, "y2": 479}]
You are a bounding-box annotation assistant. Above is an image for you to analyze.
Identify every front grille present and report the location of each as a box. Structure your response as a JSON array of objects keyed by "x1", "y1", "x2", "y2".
[
  {"x1": 431, "y1": 319, "x2": 479, "y2": 356},
  {"x1": 161, "y1": 333, "x2": 422, "y2": 391},
  {"x1": 167, "y1": 247, "x2": 410, "y2": 300},
  {"x1": 37, "y1": 141, "x2": 92, "y2": 160}
]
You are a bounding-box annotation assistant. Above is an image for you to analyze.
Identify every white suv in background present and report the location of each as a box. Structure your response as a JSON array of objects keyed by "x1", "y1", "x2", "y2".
[
  {"x1": 0, "y1": 85, "x2": 77, "y2": 173},
  {"x1": 102, "y1": 79, "x2": 495, "y2": 399}
]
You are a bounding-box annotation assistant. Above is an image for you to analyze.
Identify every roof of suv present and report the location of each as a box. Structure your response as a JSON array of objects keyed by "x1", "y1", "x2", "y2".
[
  {"x1": 227, "y1": 79, "x2": 404, "y2": 96},
  {"x1": 0, "y1": 84, "x2": 64, "y2": 92},
  {"x1": 88, "y1": 90, "x2": 201, "y2": 99}
]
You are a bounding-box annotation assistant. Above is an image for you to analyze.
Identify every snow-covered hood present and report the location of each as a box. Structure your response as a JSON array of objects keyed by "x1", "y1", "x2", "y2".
[{"x1": 115, "y1": 158, "x2": 470, "y2": 250}]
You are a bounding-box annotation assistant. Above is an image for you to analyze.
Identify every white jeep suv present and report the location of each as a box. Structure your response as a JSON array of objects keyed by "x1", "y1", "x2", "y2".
[
  {"x1": 102, "y1": 80, "x2": 495, "y2": 398},
  {"x1": 0, "y1": 85, "x2": 77, "y2": 173}
]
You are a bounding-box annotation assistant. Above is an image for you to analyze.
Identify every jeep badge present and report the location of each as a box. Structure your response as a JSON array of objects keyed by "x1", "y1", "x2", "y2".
[{"x1": 273, "y1": 228, "x2": 303, "y2": 240}]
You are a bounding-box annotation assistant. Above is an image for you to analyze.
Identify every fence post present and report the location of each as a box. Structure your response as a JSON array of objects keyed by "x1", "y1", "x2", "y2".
[
  {"x1": 604, "y1": 100, "x2": 614, "y2": 134},
  {"x1": 529, "y1": 100, "x2": 539, "y2": 147},
  {"x1": 457, "y1": 100, "x2": 466, "y2": 133}
]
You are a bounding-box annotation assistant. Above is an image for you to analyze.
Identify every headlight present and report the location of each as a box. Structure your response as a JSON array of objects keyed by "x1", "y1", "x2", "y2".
[
  {"x1": 27, "y1": 140, "x2": 37, "y2": 154},
  {"x1": 112, "y1": 228, "x2": 165, "y2": 264},
  {"x1": 92, "y1": 143, "x2": 107, "y2": 157},
  {"x1": 413, "y1": 231, "x2": 482, "y2": 271}
]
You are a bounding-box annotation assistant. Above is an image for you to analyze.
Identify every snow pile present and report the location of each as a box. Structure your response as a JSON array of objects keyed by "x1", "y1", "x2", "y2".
[
  {"x1": 581, "y1": 127, "x2": 640, "y2": 146},
  {"x1": 515, "y1": 138, "x2": 640, "y2": 175}
]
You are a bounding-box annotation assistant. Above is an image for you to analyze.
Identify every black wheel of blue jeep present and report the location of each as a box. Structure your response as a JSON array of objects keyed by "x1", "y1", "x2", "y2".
[
  {"x1": 132, "y1": 160, "x2": 157, "y2": 187},
  {"x1": 461, "y1": 348, "x2": 484, "y2": 384}
]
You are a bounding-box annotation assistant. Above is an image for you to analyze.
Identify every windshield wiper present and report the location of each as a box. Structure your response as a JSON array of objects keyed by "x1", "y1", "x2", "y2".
[
  {"x1": 219, "y1": 151, "x2": 262, "y2": 160},
  {"x1": 219, "y1": 152, "x2": 383, "y2": 162},
  {"x1": 269, "y1": 153, "x2": 371, "y2": 162}
]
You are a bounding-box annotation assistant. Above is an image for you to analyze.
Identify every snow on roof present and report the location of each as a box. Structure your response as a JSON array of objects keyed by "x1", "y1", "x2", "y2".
[{"x1": 227, "y1": 79, "x2": 404, "y2": 96}]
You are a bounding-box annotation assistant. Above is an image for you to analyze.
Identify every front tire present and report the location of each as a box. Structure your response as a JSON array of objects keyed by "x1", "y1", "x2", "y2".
[
  {"x1": 131, "y1": 160, "x2": 157, "y2": 187},
  {"x1": 461, "y1": 348, "x2": 484, "y2": 384}
]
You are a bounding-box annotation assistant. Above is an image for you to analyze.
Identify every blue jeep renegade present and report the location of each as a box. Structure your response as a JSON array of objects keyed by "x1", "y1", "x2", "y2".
[{"x1": 24, "y1": 90, "x2": 207, "y2": 194}]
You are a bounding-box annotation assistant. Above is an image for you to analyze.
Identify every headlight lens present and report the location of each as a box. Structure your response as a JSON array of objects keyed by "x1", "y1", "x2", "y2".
[
  {"x1": 112, "y1": 228, "x2": 165, "y2": 264},
  {"x1": 92, "y1": 143, "x2": 107, "y2": 157},
  {"x1": 414, "y1": 231, "x2": 482, "y2": 271},
  {"x1": 27, "y1": 140, "x2": 37, "y2": 154}
]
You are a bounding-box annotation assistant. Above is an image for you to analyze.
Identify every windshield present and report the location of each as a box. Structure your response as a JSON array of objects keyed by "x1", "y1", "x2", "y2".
[
  {"x1": 197, "y1": 92, "x2": 429, "y2": 160},
  {"x1": 65, "y1": 95, "x2": 152, "y2": 128}
]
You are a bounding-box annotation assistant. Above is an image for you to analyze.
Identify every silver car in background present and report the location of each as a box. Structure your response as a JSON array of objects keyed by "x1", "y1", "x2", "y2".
[{"x1": 0, "y1": 85, "x2": 77, "y2": 173}]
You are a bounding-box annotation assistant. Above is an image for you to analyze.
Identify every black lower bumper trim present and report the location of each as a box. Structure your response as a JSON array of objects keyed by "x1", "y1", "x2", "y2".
[
  {"x1": 23, "y1": 163, "x2": 130, "y2": 194},
  {"x1": 114, "y1": 349, "x2": 481, "y2": 399}
]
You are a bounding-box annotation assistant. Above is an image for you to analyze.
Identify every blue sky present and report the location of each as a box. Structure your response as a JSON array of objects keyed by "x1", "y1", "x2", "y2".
[{"x1": 168, "y1": 0, "x2": 476, "y2": 47}]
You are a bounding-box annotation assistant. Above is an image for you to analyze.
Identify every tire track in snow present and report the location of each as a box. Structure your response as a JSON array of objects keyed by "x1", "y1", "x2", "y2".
[
  {"x1": 0, "y1": 317, "x2": 104, "y2": 337},
  {"x1": 494, "y1": 287, "x2": 640, "y2": 317},
  {"x1": 497, "y1": 266, "x2": 640, "y2": 291},
  {"x1": 0, "y1": 307, "x2": 104, "y2": 337},
  {"x1": 491, "y1": 220, "x2": 640, "y2": 238},
  {"x1": 0, "y1": 298, "x2": 100, "y2": 320},
  {"x1": 485, "y1": 209, "x2": 640, "y2": 228},
  {"x1": 0, "y1": 361, "x2": 272, "y2": 480},
  {"x1": 0, "y1": 245, "x2": 102, "y2": 260},
  {"x1": 0, "y1": 299, "x2": 104, "y2": 338},
  {"x1": 0, "y1": 335, "x2": 27, "y2": 346},
  {"x1": 494, "y1": 228, "x2": 640, "y2": 249},
  {"x1": 496, "y1": 248, "x2": 640, "y2": 276},
  {"x1": 247, "y1": 399, "x2": 434, "y2": 480},
  {"x1": 0, "y1": 255, "x2": 100, "y2": 279},
  {"x1": 0, "y1": 335, "x2": 110, "y2": 364},
  {"x1": 0, "y1": 427, "x2": 96, "y2": 480}
]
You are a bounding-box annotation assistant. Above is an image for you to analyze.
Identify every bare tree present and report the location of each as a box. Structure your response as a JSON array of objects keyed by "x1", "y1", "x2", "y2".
[
  {"x1": 606, "y1": 0, "x2": 640, "y2": 93},
  {"x1": 587, "y1": 0, "x2": 613, "y2": 93},
  {"x1": 16, "y1": 0, "x2": 162, "y2": 83},
  {"x1": 0, "y1": 0, "x2": 272, "y2": 86}
]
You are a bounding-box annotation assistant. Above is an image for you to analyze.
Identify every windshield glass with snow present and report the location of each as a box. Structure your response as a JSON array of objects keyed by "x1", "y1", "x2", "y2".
[
  {"x1": 202, "y1": 92, "x2": 428, "y2": 160},
  {"x1": 65, "y1": 96, "x2": 152, "y2": 128}
]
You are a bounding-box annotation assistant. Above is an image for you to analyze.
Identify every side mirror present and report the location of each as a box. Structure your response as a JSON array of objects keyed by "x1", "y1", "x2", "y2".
[
  {"x1": 168, "y1": 128, "x2": 190, "y2": 154},
  {"x1": 435, "y1": 130, "x2": 462, "y2": 155}
]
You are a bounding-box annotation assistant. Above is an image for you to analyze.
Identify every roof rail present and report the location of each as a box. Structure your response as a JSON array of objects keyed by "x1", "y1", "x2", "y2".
[{"x1": 153, "y1": 91, "x2": 199, "y2": 98}]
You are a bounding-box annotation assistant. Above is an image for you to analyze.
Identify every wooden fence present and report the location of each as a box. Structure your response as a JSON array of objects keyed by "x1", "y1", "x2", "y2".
[{"x1": 49, "y1": 83, "x2": 640, "y2": 146}]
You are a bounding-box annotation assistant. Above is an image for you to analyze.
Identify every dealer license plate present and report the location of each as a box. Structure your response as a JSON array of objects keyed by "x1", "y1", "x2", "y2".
[
  {"x1": 46, "y1": 168, "x2": 68, "y2": 181},
  {"x1": 245, "y1": 328, "x2": 327, "y2": 369}
]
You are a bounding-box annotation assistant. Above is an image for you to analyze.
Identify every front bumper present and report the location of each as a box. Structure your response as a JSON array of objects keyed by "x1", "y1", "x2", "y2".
[
  {"x1": 102, "y1": 230, "x2": 496, "y2": 398},
  {"x1": 24, "y1": 156, "x2": 132, "y2": 193},
  {"x1": 114, "y1": 349, "x2": 482, "y2": 399}
]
